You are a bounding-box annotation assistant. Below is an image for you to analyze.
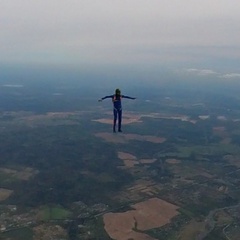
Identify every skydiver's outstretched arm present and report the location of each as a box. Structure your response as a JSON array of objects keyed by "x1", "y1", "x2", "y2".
[
  {"x1": 122, "y1": 95, "x2": 136, "y2": 100},
  {"x1": 98, "y1": 95, "x2": 114, "y2": 102}
]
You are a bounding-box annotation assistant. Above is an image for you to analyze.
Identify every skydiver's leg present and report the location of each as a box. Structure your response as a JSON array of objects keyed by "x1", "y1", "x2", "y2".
[
  {"x1": 113, "y1": 109, "x2": 117, "y2": 132},
  {"x1": 118, "y1": 109, "x2": 122, "y2": 132}
]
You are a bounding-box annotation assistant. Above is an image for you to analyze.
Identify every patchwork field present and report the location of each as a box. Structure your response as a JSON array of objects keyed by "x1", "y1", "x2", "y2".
[
  {"x1": 117, "y1": 151, "x2": 157, "y2": 168},
  {"x1": 33, "y1": 224, "x2": 67, "y2": 240},
  {"x1": 139, "y1": 159, "x2": 157, "y2": 164},
  {"x1": 103, "y1": 198, "x2": 179, "y2": 240},
  {"x1": 1, "y1": 91, "x2": 240, "y2": 240},
  {"x1": 92, "y1": 111, "x2": 143, "y2": 125},
  {"x1": 118, "y1": 151, "x2": 139, "y2": 168},
  {"x1": 95, "y1": 132, "x2": 166, "y2": 144},
  {"x1": 93, "y1": 111, "x2": 198, "y2": 125},
  {"x1": 224, "y1": 155, "x2": 240, "y2": 167},
  {"x1": 166, "y1": 159, "x2": 181, "y2": 164},
  {"x1": 112, "y1": 179, "x2": 162, "y2": 203},
  {"x1": 0, "y1": 167, "x2": 38, "y2": 181},
  {"x1": 0, "y1": 188, "x2": 13, "y2": 201},
  {"x1": 178, "y1": 220, "x2": 206, "y2": 240},
  {"x1": 36, "y1": 205, "x2": 71, "y2": 221}
]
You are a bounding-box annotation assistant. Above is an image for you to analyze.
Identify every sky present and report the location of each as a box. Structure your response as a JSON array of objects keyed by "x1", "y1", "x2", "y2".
[{"x1": 1, "y1": 0, "x2": 240, "y2": 81}]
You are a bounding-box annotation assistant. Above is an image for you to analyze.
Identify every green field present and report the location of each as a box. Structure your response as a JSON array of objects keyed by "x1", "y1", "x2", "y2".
[{"x1": 39, "y1": 205, "x2": 72, "y2": 221}]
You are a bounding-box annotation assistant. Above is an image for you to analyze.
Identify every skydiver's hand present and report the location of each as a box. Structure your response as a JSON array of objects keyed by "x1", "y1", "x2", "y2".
[{"x1": 98, "y1": 99, "x2": 102, "y2": 102}]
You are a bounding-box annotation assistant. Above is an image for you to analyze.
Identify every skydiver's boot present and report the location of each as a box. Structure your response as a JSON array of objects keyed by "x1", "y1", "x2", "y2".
[
  {"x1": 118, "y1": 127, "x2": 122, "y2": 132},
  {"x1": 113, "y1": 125, "x2": 116, "y2": 133}
]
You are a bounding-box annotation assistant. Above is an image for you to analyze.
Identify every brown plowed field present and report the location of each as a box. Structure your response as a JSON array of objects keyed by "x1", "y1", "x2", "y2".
[
  {"x1": 0, "y1": 188, "x2": 13, "y2": 201},
  {"x1": 103, "y1": 198, "x2": 179, "y2": 240},
  {"x1": 95, "y1": 132, "x2": 166, "y2": 144},
  {"x1": 166, "y1": 159, "x2": 181, "y2": 164},
  {"x1": 118, "y1": 152, "x2": 137, "y2": 160}
]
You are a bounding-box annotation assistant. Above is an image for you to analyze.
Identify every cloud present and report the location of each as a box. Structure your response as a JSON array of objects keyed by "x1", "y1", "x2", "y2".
[
  {"x1": 221, "y1": 73, "x2": 240, "y2": 79},
  {"x1": 184, "y1": 68, "x2": 240, "y2": 80},
  {"x1": 185, "y1": 68, "x2": 218, "y2": 76},
  {"x1": 2, "y1": 84, "x2": 24, "y2": 88}
]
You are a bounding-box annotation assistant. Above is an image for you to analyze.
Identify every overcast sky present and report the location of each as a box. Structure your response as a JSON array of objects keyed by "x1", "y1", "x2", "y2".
[{"x1": 1, "y1": 0, "x2": 240, "y2": 79}]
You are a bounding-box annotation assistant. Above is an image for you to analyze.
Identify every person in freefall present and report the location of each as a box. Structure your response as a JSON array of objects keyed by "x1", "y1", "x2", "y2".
[{"x1": 98, "y1": 88, "x2": 136, "y2": 132}]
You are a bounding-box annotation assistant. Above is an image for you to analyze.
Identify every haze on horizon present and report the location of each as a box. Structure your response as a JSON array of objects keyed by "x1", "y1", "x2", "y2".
[{"x1": 1, "y1": 0, "x2": 240, "y2": 84}]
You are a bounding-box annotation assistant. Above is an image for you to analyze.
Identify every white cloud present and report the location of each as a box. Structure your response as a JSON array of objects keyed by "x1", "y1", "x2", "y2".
[
  {"x1": 2, "y1": 84, "x2": 24, "y2": 88},
  {"x1": 185, "y1": 68, "x2": 218, "y2": 76},
  {"x1": 184, "y1": 68, "x2": 240, "y2": 80},
  {"x1": 221, "y1": 73, "x2": 240, "y2": 79}
]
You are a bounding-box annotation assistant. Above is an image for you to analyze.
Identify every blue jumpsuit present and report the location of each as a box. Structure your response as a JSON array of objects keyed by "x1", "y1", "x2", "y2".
[{"x1": 101, "y1": 94, "x2": 135, "y2": 132}]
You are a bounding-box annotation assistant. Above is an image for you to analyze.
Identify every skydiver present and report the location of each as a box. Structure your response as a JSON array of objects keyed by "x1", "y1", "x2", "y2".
[{"x1": 98, "y1": 88, "x2": 136, "y2": 133}]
